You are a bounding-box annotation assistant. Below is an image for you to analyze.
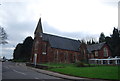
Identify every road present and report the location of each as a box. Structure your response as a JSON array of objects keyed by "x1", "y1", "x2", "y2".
[{"x1": 2, "y1": 61, "x2": 69, "y2": 81}]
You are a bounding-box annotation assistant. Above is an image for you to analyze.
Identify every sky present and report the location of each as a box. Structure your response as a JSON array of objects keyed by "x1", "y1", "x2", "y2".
[{"x1": 0, "y1": 0, "x2": 119, "y2": 59}]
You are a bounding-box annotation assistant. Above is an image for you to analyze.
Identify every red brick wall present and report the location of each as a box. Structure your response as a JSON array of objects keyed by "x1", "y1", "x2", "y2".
[
  {"x1": 79, "y1": 43, "x2": 88, "y2": 61},
  {"x1": 31, "y1": 36, "x2": 81, "y2": 63},
  {"x1": 46, "y1": 48, "x2": 81, "y2": 63},
  {"x1": 89, "y1": 44, "x2": 112, "y2": 59},
  {"x1": 31, "y1": 36, "x2": 112, "y2": 64},
  {"x1": 99, "y1": 44, "x2": 111, "y2": 59}
]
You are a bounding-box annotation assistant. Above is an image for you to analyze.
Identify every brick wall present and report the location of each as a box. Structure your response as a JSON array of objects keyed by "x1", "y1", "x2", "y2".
[
  {"x1": 89, "y1": 44, "x2": 112, "y2": 59},
  {"x1": 31, "y1": 37, "x2": 82, "y2": 63}
]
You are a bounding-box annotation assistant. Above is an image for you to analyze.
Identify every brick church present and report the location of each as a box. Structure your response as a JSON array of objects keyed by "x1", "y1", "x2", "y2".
[{"x1": 31, "y1": 18, "x2": 112, "y2": 64}]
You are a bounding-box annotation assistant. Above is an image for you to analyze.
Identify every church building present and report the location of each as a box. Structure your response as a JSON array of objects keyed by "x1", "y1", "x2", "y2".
[
  {"x1": 31, "y1": 18, "x2": 82, "y2": 63},
  {"x1": 31, "y1": 18, "x2": 112, "y2": 64}
]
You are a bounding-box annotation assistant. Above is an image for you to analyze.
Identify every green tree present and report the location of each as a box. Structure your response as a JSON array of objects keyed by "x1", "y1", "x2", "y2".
[
  {"x1": 0, "y1": 27, "x2": 8, "y2": 44},
  {"x1": 13, "y1": 43, "x2": 23, "y2": 60},
  {"x1": 111, "y1": 27, "x2": 120, "y2": 57},
  {"x1": 99, "y1": 32, "x2": 105, "y2": 43},
  {"x1": 22, "y1": 36, "x2": 33, "y2": 61},
  {"x1": 87, "y1": 40, "x2": 92, "y2": 45},
  {"x1": 92, "y1": 39, "x2": 95, "y2": 44},
  {"x1": 13, "y1": 36, "x2": 33, "y2": 61}
]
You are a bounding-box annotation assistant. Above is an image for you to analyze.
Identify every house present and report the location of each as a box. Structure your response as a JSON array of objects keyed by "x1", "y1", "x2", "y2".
[
  {"x1": 87, "y1": 42, "x2": 111, "y2": 59},
  {"x1": 85, "y1": 42, "x2": 120, "y2": 64},
  {"x1": 79, "y1": 42, "x2": 112, "y2": 63},
  {"x1": 31, "y1": 18, "x2": 82, "y2": 63}
]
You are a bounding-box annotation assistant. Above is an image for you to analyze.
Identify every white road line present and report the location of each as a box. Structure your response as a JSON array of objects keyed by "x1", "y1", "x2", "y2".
[
  {"x1": 34, "y1": 77, "x2": 39, "y2": 79},
  {"x1": 3, "y1": 66, "x2": 9, "y2": 69},
  {"x1": 13, "y1": 69, "x2": 26, "y2": 75},
  {"x1": 5, "y1": 67, "x2": 9, "y2": 69}
]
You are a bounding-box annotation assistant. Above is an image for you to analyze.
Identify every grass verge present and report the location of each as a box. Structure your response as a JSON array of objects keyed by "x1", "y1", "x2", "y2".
[{"x1": 40, "y1": 63, "x2": 120, "y2": 80}]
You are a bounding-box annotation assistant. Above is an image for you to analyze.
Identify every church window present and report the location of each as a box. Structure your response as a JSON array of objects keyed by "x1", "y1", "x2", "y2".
[
  {"x1": 91, "y1": 54, "x2": 94, "y2": 58},
  {"x1": 40, "y1": 33, "x2": 42, "y2": 37},
  {"x1": 54, "y1": 50, "x2": 58, "y2": 61},
  {"x1": 95, "y1": 51, "x2": 98, "y2": 57},
  {"x1": 104, "y1": 47, "x2": 108, "y2": 57},
  {"x1": 42, "y1": 43, "x2": 47, "y2": 55},
  {"x1": 73, "y1": 53, "x2": 77, "y2": 62},
  {"x1": 35, "y1": 41, "x2": 39, "y2": 50},
  {"x1": 83, "y1": 49, "x2": 86, "y2": 54},
  {"x1": 64, "y1": 53, "x2": 68, "y2": 62}
]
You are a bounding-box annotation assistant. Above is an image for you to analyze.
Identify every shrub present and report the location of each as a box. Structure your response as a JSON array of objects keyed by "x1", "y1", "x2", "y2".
[
  {"x1": 12, "y1": 59, "x2": 27, "y2": 62},
  {"x1": 75, "y1": 61, "x2": 85, "y2": 67}
]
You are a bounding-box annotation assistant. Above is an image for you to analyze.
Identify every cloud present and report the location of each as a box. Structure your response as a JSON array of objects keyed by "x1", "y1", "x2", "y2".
[
  {"x1": 0, "y1": 0, "x2": 118, "y2": 59},
  {"x1": 43, "y1": 21, "x2": 99, "y2": 41},
  {"x1": 99, "y1": 0, "x2": 119, "y2": 7}
]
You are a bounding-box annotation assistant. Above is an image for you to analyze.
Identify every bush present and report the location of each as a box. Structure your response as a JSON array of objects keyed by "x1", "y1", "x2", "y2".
[
  {"x1": 75, "y1": 61, "x2": 85, "y2": 67},
  {"x1": 8, "y1": 59, "x2": 13, "y2": 61},
  {"x1": 12, "y1": 59, "x2": 27, "y2": 62}
]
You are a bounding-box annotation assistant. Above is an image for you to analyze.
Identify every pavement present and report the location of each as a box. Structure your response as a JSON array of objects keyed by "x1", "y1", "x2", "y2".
[{"x1": 27, "y1": 65, "x2": 110, "y2": 81}]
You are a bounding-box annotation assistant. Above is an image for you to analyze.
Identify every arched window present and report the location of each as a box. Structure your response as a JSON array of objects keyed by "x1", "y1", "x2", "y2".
[
  {"x1": 42, "y1": 43, "x2": 47, "y2": 55},
  {"x1": 91, "y1": 54, "x2": 94, "y2": 58},
  {"x1": 35, "y1": 41, "x2": 39, "y2": 50},
  {"x1": 54, "y1": 50, "x2": 58, "y2": 61},
  {"x1": 64, "y1": 52, "x2": 68, "y2": 62},
  {"x1": 103, "y1": 47, "x2": 108, "y2": 57},
  {"x1": 95, "y1": 51, "x2": 98, "y2": 57}
]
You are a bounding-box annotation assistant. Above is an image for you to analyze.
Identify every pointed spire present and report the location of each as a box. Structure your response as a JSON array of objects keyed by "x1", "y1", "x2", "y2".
[{"x1": 34, "y1": 18, "x2": 43, "y2": 35}]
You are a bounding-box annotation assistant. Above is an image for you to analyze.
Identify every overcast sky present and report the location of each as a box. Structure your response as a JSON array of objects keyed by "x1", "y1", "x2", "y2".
[{"x1": 0, "y1": 0, "x2": 119, "y2": 59}]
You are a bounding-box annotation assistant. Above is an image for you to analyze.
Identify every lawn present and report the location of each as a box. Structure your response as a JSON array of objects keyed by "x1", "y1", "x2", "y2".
[{"x1": 41, "y1": 63, "x2": 120, "y2": 80}]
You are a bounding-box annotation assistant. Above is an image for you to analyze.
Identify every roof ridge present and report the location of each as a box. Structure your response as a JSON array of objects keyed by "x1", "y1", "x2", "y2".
[
  {"x1": 42, "y1": 33, "x2": 79, "y2": 42},
  {"x1": 87, "y1": 42, "x2": 106, "y2": 46}
]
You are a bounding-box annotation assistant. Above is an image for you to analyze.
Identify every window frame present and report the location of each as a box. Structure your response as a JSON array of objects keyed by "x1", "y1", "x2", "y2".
[
  {"x1": 42, "y1": 43, "x2": 47, "y2": 55},
  {"x1": 103, "y1": 47, "x2": 108, "y2": 57},
  {"x1": 95, "y1": 51, "x2": 98, "y2": 57},
  {"x1": 34, "y1": 41, "x2": 39, "y2": 50}
]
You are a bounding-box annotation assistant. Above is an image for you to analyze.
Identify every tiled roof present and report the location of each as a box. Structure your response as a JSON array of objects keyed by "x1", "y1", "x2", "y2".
[
  {"x1": 42, "y1": 33, "x2": 80, "y2": 52},
  {"x1": 87, "y1": 42, "x2": 106, "y2": 53},
  {"x1": 34, "y1": 18, "x2": 43, "y2": 34}
]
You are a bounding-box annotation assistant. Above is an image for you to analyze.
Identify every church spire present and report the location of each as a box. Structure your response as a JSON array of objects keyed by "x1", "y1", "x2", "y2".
[{"x1": 34, "y1": 18, "x2": 43, "y2": 37}]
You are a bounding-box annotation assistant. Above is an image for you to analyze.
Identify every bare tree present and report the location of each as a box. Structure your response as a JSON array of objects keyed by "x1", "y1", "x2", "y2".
[{"x1": 0, "y1": 26, "x2": 8, "y2": 44}]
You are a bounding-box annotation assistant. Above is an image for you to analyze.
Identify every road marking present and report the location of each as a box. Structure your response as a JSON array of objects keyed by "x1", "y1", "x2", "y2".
[
  {"x1": 3, "y1": 66, "x2": 10, "y2": 69},
  {"x1": 34, "y1": 77, "x2": 39, "y2": 79},
  {"x1": 13, "y1": 69, "x2": 26, "y2": 75},
  {"x1": 5, "y1": 66, "x2": 9, "y2": 69}
]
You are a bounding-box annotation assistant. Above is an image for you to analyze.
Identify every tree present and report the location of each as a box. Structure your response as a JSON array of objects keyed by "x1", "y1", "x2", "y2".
[
  {"x1": 87, "y1": 40, "x2": 92, "y2": 45},
  {"x1": 13, "y1": 36, "x2": 33, "y2": 61},
  {"x1": 110, "y1": 27, "x2": 120, "y2": 57},
  {"x1": 92, "y1": 39, "x2": 95, "y2": 44},
  {"x1": 99, "y1": 32, "x2": 105, "y2": 43},
  {"x1": 22, "y1": 36, "x2": 33, "y2": 61},
  {"x1": 0, "y1": 26, "x2": 8, "y2": 44},
  {"x1": 13, "y1": 43, "x2": 23, "y2": 60},
  {"x1": 111, "y1": 27, "x2": 119, "y2": 45}
]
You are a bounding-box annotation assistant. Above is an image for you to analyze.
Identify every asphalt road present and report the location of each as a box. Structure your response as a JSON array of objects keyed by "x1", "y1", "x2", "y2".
[{"x1": 2, "y1": 61, "x2": 69, "y2": 81}]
